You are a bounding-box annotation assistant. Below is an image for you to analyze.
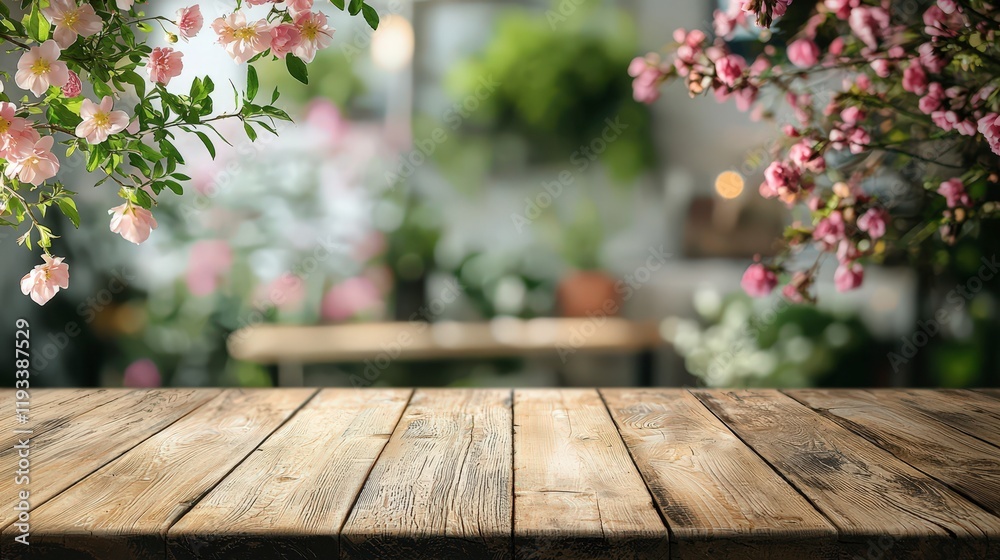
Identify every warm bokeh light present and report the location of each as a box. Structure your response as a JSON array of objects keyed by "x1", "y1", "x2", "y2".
[
  {"x1": 371, "y1": 15, "x2": 415, "y2": 71},
  {"x1": 715, "y1": 171, "x2": 745, "y2": 199}
]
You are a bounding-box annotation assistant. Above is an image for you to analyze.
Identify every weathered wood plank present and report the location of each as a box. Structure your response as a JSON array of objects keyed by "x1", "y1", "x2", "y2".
[
  {"x1": 975, "y1": 389, "x2": 1000, "y2": 402},
  {"x1": 602, "y1": 389, "x2": 836, "y2": 560},
  {"x1": 1, "y1": 389, "x2": 315, "y2": 560},
  {"x1": 695, "y1": 389, "x2": 1000, "y2": 559},
  {"x1": 0, "y1": 389, "x2": 131, "y2": 451},
  {"x1": 0, "y1": 389, "x2": 218, "y2": 532},
  {"x1": 167, "y1": 389, "x2": 412, "y2": 560},
  {"x1": 876, "y1": 389, "x2": 1000, "y2": 449},
  {"x1": 788, "y1": 389, "x2": 1000, "y2": 517},
  {"x1": 514, "y1": 389, "x2": 668, "y2": 560},
  {"x1": 341, "y1": 389, "x2": 512, "y2": 560}
]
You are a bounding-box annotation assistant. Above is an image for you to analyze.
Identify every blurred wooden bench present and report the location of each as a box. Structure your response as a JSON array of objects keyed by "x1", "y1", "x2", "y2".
[{"x1": 228, "y1": 318, "x2": 664, "y2": 386}]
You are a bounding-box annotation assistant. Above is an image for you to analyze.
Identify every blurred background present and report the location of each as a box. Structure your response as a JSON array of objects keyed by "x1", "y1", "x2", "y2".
[{"x1": 2, "y1": 0, "x2": 999, "y2": 390}]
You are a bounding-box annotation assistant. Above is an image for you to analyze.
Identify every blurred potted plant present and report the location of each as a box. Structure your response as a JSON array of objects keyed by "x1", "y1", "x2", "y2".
[{"x1": 553, "y1": 198, "x2": 621, "y2": 317}]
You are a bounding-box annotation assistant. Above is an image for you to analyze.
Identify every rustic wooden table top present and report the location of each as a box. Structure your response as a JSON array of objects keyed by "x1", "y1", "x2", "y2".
[{"x1": 1, "y1": 389, "x2": 1000, "y2": 560}]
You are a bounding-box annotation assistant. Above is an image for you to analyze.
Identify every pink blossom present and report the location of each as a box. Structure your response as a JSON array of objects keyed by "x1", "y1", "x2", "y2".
[
  {"x1": 176, "y1": 5, "x2": 204, "y2": 41},
  {"x1": 762, "y1": 160, "x2": 801, "y2": 200},
  {"x1": 847, "y1": 127, "x2": 870, "y2": 153},
  {"x1": 824, "y1": 0, "x2": 855, "y2": 20},
  {"x1": 931, "y1": 109, "x2": 959, "y2": 132},
  {"x1": 788, "y1": 141, "x2": 826, "y2": 172},
  {"x1": 186, "y1": 240, "x2": 233, "y2": 296},
  {"x1": 285, "y1": 0, "x2": 315, "y2": 16},
  {"x1": 837, "y1": 239, "x2": 862, "y2": 263},
  {"x1": 62, "y1": 70, "x2": 81, "y2": 98},
  {"x1": 918, "y1": 43, "x2": 946, "y2": 73},
  {"x1": 923, "y1": 5, "x2": 954, "y2": 37},
  {"x1": 76, "y1": 96, "x2": 130, "y2": 144},
  {"x1": 123, "y1": 359, "x2": 162, "y2": 388},
  {"x1": 15, "y1": 40, "x2": 69, "y2": 97},
  {"x1": 813, "y1": 211, "x2": 846, "y2": 250},
  {"x1": 828, "y1": 36, "x2": 845, "y2": 57},
  {"x1": 147, "y1": 47, "x2": 184, "y2": 86},
  {"x1": 321, "y1": 276, "x2": 384, "y2": 321},
  {"x1": 258, "y1": 273, "x2": 306, "y2": 311},
  {"x1": 954, "y1": 119, "x2": 976, "y2": 136},
  {"x1": 919, "y1": 83, "x2": 945, "y2": 114},
  {"x1": 869, "y1": 58, "x2": 891, "y2": 78},
  {"x1": 0, "y1": 103, "x2": 38, "y2": 159},
  {"x1": 109, "y1": 202, "x2": 158, "y2": 244},
  {"x1": 117, "y1": 0, "x2": 135, "y2": 9},
  {"x1": 629, "y1": 55, "x2": 668, "y2": 104},
  {"x1": 20, "y1": 254, "x2": 70, "y2": 306},
  {"x1": 849, "y1": 6, "x2": 889, "y2": 50},
  {"x1": 857, "y1": 207, "x2": 889, "y2": 240},
  {"x1": 978, "y1": 113, "x2": 1000, "y2": 156},
  {"x1": 715, "y1": 54, "x2": 746, "y2": 88},
  {"x1": 840, "y1": 106, "x2": 865, "y2": 125},
  {"x1": 213, "y1": 11, "x2": 273, "y2": 64},
  {"x1": 938, "y1": 178, "x2": 970, "y2": 208},
  {"x1": 42, "y1": 0, "x2": 102, "y2": 48},
  {"x1": 787, "y1": 39, "x2": 820, "y2": 67},
  {"x1": 834, "y1": 261, "x2": 864, "y2": 292},
  {"x1": 270, "y1": 23, "x2": 301, "y2": 59},
  {"x1": 741, "y1": 263, "x2": 777, "y2": 298},
  {"x1": 902, "y1": 63, "x2": 928, "y2": 95},
  {"x1": 292, "y1": 11, "x2": 334, "y2": 63},
  {"x1": 937, "y1": 0, "x2": 959, "y2": 13},
  {"x1": 5, "y1": 135, "x2": 59, "y2": 185}
]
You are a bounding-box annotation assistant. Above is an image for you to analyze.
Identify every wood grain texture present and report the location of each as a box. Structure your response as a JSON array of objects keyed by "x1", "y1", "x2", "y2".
[
  {"x1": 876, "y1": 389, "x2": 1000, "y2": 449},
  {"x1": 341, "y1": 389, "x2": 512, "y2": 560},
  {"x1": 1, "y1": 389, "x2": 314, "y2": 560},
  {"x1": 694, "y1": 389, "x2": 1000, "y2": 560},
  {"x1": 789, "y1": 389, "x2": 1000, "y2": 518},
  {"x1": 602, "y1": 389, "x2": 836, "y2": 560},
  {"x1": 975, "y1": 388, "x2": 1000, "y2": 402},
  {"x1": 0, "y1": 389, "x2": 131, "y2": 451},
  {"x1": 167, "y1": 389, "x2": 411, "y2": 560},
  {"x1": 0, "y1": 389, "x2": 218, "y2": 532},
  {"x1": 514, "y1": 389, "x2": 668, "y2": 560}
]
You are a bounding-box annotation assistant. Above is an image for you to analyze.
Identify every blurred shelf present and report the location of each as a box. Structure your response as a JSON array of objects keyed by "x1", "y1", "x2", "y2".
[{"x1": 228, "y1": 318, "x2": 664, "y2": 364}]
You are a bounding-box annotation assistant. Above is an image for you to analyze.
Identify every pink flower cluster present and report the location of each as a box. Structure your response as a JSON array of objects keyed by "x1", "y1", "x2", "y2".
[
  {"x1": 633, "y1": 0, "x2": 1000, "y2": 302},
  {"x1": 212, "y1": 4, "x2": 334, "y2": 64}
]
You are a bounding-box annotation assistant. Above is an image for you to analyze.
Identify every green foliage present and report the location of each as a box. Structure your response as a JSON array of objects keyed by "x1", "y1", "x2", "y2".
[{"x1": 441, "y1": 4, "x2": 655, "y2": 183}]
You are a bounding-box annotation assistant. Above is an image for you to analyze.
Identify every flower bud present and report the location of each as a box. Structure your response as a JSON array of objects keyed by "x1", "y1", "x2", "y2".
[{"x1": 166, "y1": 32, "x2": 179, "y2": 44}]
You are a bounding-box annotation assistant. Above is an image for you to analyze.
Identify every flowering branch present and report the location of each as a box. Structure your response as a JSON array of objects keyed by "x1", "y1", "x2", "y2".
[
  {"x1": 630, "y1": 0, "x2": 1000, "y2": 302},
  {"x1": 1, "y1": 0, "x2": 381, "y2": 305}
]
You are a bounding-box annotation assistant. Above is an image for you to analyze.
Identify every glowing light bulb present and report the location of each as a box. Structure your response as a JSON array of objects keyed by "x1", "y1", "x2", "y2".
[
  {"x1": 371, "y1": 15, "x2": 414, "y2": 72},
  {"x1": 715, "y1": 171, "x2": 744, "y2": 199}
]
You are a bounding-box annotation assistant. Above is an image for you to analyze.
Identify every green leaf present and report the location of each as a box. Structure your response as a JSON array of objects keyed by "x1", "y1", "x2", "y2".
[
  {"x1": 194, "y1": 131, "x2": 216, "y2": 158},
  {"x1": 133, "y1": 188, "x2": 154, "y2": 209},
  {"x1": 93, "y1": 79, "x2": 113, "y2": 98},
  {"x1": 25, "y1": 3, "x2": 49, "y2": 42},
  {"x1": 56, "y1": 198, "x2": 80, "y2": 228},
  {"x1": 243, "y1": 122, "x2": 257, "y2": 141},
  {"x1": 246, "y1": 65, "x2": 259, "y2": 102},
  {"x1": 348, "y1": 0, "x2": 363, "y2": 15},
  {"x1": 330, "y1": 0, "x2": 346, "y2": 9},
  {"x1": 285, "y1": 54, "x2": 309, "y2": 85},
  {"x1": 361, "y1": 4, "x2": 380, "y2": 30}
]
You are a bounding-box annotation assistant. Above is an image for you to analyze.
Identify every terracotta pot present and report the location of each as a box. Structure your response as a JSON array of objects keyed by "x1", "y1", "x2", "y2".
[{"x1": 556, "y1": 270, "x2": 622, "y2": 318}]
